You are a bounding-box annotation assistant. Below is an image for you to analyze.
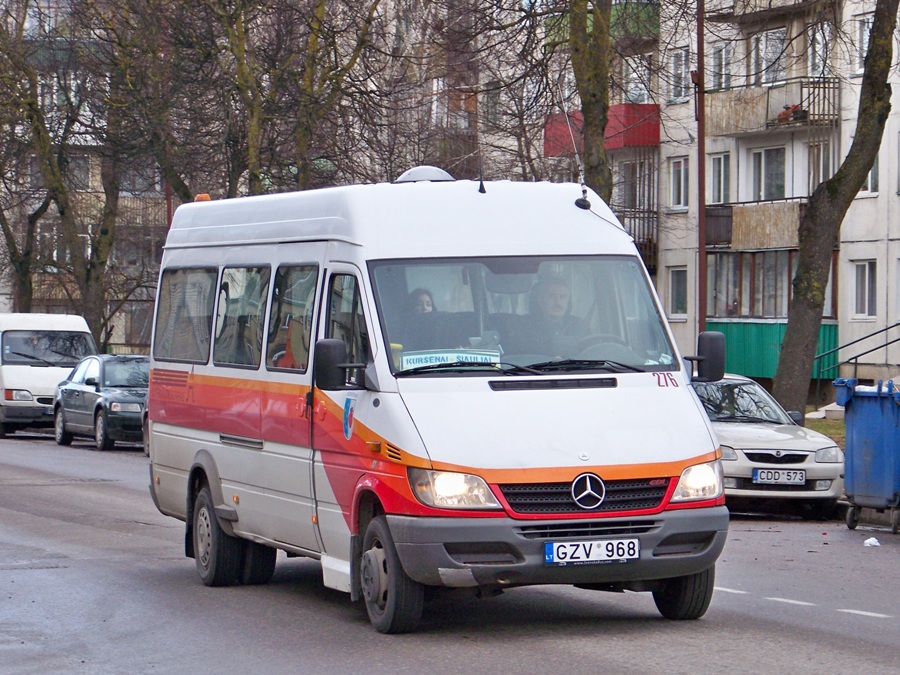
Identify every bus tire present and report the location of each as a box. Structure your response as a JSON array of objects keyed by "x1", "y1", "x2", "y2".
[
  {"x1": 360, "y1": 515, "x2": 424, "y2": 634},
  {"x1": 193, "y1": 486, "x2": 243, "y2": 587},
  {"x1": 653, "y1": 566, "x2": 715, "y2": 620},
  {"x1": 241, "y1": 541, "x2": 276, "y2": 585}
]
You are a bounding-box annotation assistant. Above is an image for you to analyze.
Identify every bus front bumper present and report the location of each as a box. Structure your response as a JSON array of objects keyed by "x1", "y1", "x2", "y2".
[{"x1": 387, "y1": 507, "x2": 729, "y2": 589}]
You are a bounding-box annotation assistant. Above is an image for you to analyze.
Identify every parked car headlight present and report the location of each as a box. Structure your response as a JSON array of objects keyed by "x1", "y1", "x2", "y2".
[
  {"x1": 110, "y1": 402, "x2": 142, "y2": 413},
  {"x1": 4, "y1": 389, "x2": 33, "y2": 402},
  {"x1": 408, "y1": 468, "x2": 502, "y2": 509},
  {"x1": 719, "y1": 444, "x2": 738, "y2": 461},
  {"x1": 670, "y1": 460, "x2": 724, "y2": 502},
  {"x1": 815, "y1": 446, "x2": 843, "y2": 463}
]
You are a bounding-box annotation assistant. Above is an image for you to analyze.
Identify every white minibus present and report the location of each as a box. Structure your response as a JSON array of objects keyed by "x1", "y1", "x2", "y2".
[
  {"x1": 147, "y1": 167, "x2": 727, "y2": 633},
  {"x1": 0, "y1": 313, "x2": 96, "y2": 437}
]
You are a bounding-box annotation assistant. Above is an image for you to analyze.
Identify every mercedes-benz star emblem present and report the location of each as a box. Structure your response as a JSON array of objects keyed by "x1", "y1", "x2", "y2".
[{"x1": 571, "y1": 473, "x2": 606, "y2": 510}]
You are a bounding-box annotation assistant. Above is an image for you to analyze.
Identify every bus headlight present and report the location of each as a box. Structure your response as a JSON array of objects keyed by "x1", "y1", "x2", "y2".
[
  {"x1": 408, "y1": 468, "x2": 502, "y2": 509},
  {"x1": 670, "y1": 460, "x2": 724, "y2": 502}
]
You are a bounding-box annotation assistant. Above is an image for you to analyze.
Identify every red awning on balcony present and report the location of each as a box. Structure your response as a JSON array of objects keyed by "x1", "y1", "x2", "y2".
[{"x1": 544, "y1": 104, "x2": 660, "y2": 157}]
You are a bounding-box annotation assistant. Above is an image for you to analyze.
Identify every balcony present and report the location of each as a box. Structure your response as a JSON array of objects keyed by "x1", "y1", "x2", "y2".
[
  {"x1": 705, "y1": 77, "x2": 839, "y2": 137},
  {"x1": 545, "y1": 1, "x2": 659, "y2": 47},
  {"x1": 708, "y1": 0, "x2": 831, "y2": 23},
  {"x1": 544, "y1": 104, "x2": 659, "y2": 157},
  {"x1": 705, "y1": 199, "x2": 807, "y2": 249},
  {"x1": 615, "y1": 208, "x2": 658, "y2": 273},
  {"x1": 611, "y1": 0, "x2": 659, "y2": 49},
  {"x1": 606, "y1": 103, "x2": 660, "y2": 150}
]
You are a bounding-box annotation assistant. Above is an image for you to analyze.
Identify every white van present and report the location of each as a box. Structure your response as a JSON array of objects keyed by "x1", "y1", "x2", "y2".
[
  {"x1": 147, "y1": 168, "x2": 728, "y2": 633},
  {"x1": 0, "y1": 313, "x2": 97, "y2": 437}
]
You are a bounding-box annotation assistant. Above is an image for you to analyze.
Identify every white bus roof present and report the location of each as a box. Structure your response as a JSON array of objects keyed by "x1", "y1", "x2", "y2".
[
  {"x1": 0, "y1": 313, "x2": 90, "y2": 332},
  {"x1": 165, "y1": 179, "x2": 637, "y2": 259}
]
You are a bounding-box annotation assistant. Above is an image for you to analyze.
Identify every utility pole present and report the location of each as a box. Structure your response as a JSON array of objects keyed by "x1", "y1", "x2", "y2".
[{"x1": 694, "y1": 0, "x2": 707, "y2": 334}]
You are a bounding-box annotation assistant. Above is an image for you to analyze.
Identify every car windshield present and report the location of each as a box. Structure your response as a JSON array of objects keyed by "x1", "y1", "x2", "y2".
[
  {"x1": 104, "y1": 360, "x2": 150, "y2": 388},
  {"x1": 370, "y1": 255, "x2": 676, "y2": 375},
  {"x1": 2, "y1": 330, "x2": 96, "y2": 367},
  {"x1": 692, "y1": 379, "x2": 792, "y2": 424}
]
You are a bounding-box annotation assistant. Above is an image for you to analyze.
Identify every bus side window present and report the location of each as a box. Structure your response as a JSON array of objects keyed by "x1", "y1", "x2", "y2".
[
  {"x1": 213, "y1": 266, "x2": 271, "y2": 368},
  {"x1": 153, "y1": 267, "x2": 217, "y2": 363},
  {"x1": 326, "y1": 274, "x2": 368, "y2": 385},
  {"x1": 267, "y1": 265, "x2": 318, "y2": 372}
]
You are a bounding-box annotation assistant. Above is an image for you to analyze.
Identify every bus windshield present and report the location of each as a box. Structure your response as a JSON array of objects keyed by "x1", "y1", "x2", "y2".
[
  {"x1": 370, "y1": 255, "x2": 676, "y2": 375},
  {"x1": 2, "y1": 330, "x2": 97, "y2": 367}
]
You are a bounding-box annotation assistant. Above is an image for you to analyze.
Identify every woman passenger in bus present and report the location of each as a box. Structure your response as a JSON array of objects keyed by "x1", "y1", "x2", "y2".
[{"x1": 408, "y1": 288, "x2": 435, "y2": 314}]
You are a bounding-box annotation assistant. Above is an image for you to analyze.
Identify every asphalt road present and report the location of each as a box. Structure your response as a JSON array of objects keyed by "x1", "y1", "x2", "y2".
[{"x1": 1, "y1": 434, "x2": 898, "y2": 674}]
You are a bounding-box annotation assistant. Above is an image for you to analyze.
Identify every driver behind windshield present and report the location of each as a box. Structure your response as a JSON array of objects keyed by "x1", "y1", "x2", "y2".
[{"x1": 530, "y1": 276, "x2": 588, "y2": 340}]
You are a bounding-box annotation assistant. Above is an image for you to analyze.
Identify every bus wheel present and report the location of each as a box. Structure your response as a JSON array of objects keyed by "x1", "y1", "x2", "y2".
[
  {"x1": 360, "y1": 515, "x2": 424, "y2": 634},
  {"x1": 193, "y1": 486, "x2": 243, "y2": 586},
  {"x1": 652, "y1": 566, "x2": 715, "y2": 620},
  {"x1": 142, "y1": 417, "x2": 150, "y2": 457}
]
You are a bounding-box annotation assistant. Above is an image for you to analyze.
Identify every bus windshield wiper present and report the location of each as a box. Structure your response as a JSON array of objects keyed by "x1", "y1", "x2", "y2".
[
  {"x1": 526, "y1": 358, "x2": 645, "y2": 373},
  {"x1": 396, "y1": 360, "x2": 542, "y2": 377},
  {"x1": 8, "y1": 350, "x2": 55, "y2": 366}
]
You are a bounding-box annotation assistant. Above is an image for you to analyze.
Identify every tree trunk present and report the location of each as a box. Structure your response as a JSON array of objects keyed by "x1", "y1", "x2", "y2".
[
  {"x1": 569, "y1": 0, "x2": 613, "y2": 204},
  {"x1": 773, "y1": 0, "x2": 899, "y2": 414}
]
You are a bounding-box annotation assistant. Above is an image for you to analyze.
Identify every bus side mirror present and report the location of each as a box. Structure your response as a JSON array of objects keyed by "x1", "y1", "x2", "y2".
[
  {"x1": 689, "y1": 331, "x2": 725, "y2": 383},
  {"x1": 314, "y1": 338, "x2": 366, "y2": 391}
]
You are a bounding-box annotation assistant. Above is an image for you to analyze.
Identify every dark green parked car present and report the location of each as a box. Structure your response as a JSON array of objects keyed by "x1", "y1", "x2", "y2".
[{"x1": 54, "y1": 354, "x2": 149, "y2": 450}]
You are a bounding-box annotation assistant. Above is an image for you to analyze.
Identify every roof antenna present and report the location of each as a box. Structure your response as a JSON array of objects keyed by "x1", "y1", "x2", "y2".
[
  {"x1": 575, "y1": 184, "x2": 591, "y2": 210},
  {"x1": 478, "y1": 137, "x2": 486, "y2": 193},
  {"x1": 557, "y1": 75, "x2": 589, "y2": 210}
]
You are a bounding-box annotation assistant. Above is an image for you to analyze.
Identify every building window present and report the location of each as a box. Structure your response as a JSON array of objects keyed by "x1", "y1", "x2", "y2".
[
  {"x1": 66, "y1": 155, "x2": 92, "y2": 191},
  {"x1": 671, "y1": 48, "x2": 691, "y2": 101},
  {"x1": 670, "y1": 157, "x2": 689, "y2": 208},
  {"x1": 752, "y1": 28, "x2": 787, "y2": 85},
  {"x1": 856, "y1": 15, "x2": 873, "y2": 73},
  {"x1": 122, "y1": 164, "x2": 161, "y2": 195},
  {"x1": 854, "y1": 260, "x2": 876, "y2": 317},
  {"x1": 707, "y1": 250, "x2": 835, "y2": 319},
  {"x1": 751, "y1": 147, "x2": 785, "y2": 200},
  {"x1": 483, "y1": 82, "x2": 501, "y2": 126},
  {"x1": 624, "y1": 54, "x2": 651, "y2": 103},
  {"x1": 808, "y1": 22, "x2": 832, "y2": 77},
  {"x1": 808, "y1": 141, "x2": 832, "y2": 193},
  {"x1": 617, "y1": 159, "x2": 652, "y2": 210},
  {"x1": 669, "y1": 267, "x2": 687, "y2": 317},
  {"x1": 430, "y1": 77, "x2": 447, "y2": 127},
  {"x1": 860, "y1": 152, "x2": 879, "y2": 193},
  {"x1": 448, "y1": 90, "x2": 476, "y2": 129},
  {"x1": 710, "y1": 43, "x2": 731, "y2": 90},
  {"x1": 710, "y1": 153, "x2": 730, "y2": 204}
]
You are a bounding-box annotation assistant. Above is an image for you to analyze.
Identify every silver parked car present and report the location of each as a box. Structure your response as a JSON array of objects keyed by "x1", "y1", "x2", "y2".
[{"x1": 691, "y1": 374, "x2": 844, "y2": 519}]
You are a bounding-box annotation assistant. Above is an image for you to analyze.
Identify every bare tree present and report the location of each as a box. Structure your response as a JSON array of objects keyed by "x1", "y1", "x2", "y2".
[{"x1": 773, "y1": 0, "x2": 899, "y2": 413}]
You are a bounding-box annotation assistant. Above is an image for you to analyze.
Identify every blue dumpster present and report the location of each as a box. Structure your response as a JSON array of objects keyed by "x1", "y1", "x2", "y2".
[{"x1": 834, "y1": 378, "x2": 900, "y2": 533}]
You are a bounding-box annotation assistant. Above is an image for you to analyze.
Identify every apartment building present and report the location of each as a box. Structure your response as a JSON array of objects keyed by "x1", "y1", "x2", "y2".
[{"x1": 547, "y1": 0, "x2": 898, "y2": 386}]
